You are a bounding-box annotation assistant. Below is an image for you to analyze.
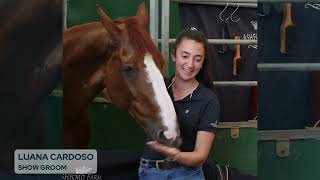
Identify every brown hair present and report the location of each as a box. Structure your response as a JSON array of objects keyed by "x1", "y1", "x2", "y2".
[{"x1": 172, "y1": 27, "x2": 214, "y2": 91}]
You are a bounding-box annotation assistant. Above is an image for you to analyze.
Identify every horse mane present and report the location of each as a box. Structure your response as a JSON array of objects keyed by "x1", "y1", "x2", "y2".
[
  {"x1": 126, "y1": 17, "x2": 165, "y2": 71},
  {"x1": 63, "y1": 22, "x2": 116, "y2": 67},
  {"x1": 63, "y1": 22, "x2": 102, "y2": 40}
]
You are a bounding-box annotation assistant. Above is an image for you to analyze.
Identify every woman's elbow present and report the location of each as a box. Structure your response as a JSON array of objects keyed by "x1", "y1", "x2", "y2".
[{"x1": 192, "y1": 157, "x2": 207, "y2": 167}]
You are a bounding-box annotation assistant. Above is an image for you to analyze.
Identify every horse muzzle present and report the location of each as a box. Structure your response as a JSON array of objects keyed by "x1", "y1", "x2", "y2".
[
  {"x1": 145, "y1": 120, "x2": 182, "y2": 148},
  {"x1": 156, "y1": 129, "x2": 182, "y2": 148}
]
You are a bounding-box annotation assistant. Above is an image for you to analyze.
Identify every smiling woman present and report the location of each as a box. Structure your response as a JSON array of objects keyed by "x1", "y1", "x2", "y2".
[{"x1": 139, "y1": 27, "x2": 220, "y2": 180}]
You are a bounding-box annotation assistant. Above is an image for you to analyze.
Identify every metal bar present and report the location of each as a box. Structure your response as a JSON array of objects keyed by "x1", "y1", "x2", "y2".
[
  {"x1": 161, "y1": 0, "x2": 170, "y2": 77},
  {"x1": 63, "y1": 0, "x2": 68, "y2": 29},
  {"x1": 258, "y1": 128, "x2": 320, "y2": 141},
  {"x1": 51, "y1": 81, "x2": 257, "y2": 98},
  {"x1": 50, "y1": 89, "x2": 110, "y2": 103},
  {"x1": 91, "y1": 97, "x2": 110, "y2": 103},
  {"x1": 200, "y1": 2, "x2": 257, "y2": 8},
  {"x1": 172, "y1": 0, "x2": 258, "y2": 3},
  {"x1": 214, "y1": 81, "x2": 257, "y2": 86},
  {"x1": 50, "y1": 89, "x2": 63, "y2": 98},
  {"x1": 171, "y1": 0, "x2": 314, "y2": 3},
  {"x1": 172, "y1": 1, "x2": 257, "y2": 8},
  {"x1": 258, "y1": 63, "x2": 320, "y2": 71},
  {"x1": 258, "y1": 0, "x2": 312, "y2": 2},
  {"x1": 218, "y1": 120, "x2": 257, "y2": 128},
  {"x1": 158, "y1": 38, "x2": 257, "y2": 45},
  {"x1": 50, "y1": 81, "x2": 258, "y2": 103},
  {"x1": 149, "y1": 0, "x2": 159, "y2": 47}
]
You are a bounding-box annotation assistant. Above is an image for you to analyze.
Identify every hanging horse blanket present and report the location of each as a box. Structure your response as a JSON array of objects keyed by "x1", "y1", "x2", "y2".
[{"x1": 258, "y1": 2, "x2": 320, "y2": 130}]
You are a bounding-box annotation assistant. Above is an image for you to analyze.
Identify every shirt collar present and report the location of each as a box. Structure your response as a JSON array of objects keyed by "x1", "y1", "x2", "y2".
[{"x1": 167, "y1": 81, "x2": 203, "y2": 102}]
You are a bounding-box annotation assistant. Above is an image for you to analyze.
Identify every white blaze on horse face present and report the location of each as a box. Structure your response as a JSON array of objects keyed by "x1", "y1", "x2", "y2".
[{"x1": 144, "y1": 54, "x2": 178, "y2": 140}]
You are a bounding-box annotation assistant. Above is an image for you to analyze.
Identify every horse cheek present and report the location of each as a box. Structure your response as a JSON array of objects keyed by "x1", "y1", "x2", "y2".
[{"x1": 106, "y1": 61, "x2": 130, "y2": 108}]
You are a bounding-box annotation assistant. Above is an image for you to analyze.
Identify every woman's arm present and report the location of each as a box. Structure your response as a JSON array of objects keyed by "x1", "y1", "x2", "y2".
[
  {"x1": 175, "y1": 131, "x2": 215, "y2": 167},
  {"x1": 147, "y1": 131, "x2": 215, "y2": 167}
]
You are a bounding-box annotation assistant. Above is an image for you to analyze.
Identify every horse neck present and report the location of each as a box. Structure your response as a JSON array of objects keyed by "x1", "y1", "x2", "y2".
[
  {"x1": 63, "y1": 22, "x2": 114, "y2": 67},
  {"x1": 63, "y1": 22, "x2": 114, "y2": 114}
]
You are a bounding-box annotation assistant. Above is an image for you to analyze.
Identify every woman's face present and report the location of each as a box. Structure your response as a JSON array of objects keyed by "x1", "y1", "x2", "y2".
[{"x1": 172, "y1": 38, "x2": 205, "y2": 82}]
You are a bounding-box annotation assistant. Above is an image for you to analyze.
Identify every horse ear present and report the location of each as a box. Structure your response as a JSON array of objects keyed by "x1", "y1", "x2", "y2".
[
  {"x1": 136, "y1": 1, "x2": 148, "y2": 30},
  {"x1": 96, "y1": 4, "x2": 120, "y2": 35}
]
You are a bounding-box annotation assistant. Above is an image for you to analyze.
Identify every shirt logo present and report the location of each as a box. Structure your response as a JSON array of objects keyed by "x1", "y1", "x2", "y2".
[{"x1": 210, "y1": 120, "x2": 218, "y2": 128}]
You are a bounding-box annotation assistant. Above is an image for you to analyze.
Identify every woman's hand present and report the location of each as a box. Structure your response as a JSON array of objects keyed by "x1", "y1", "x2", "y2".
[
  {"x1": 147, "y1": 141, "x2": 180, "y2": 160},
  {"x1": 148, "y1": 132, "x2": 215, "y2": 167}
]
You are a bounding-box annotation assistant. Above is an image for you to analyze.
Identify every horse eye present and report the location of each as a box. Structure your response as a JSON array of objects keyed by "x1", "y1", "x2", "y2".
[{"x1": 121, "y1": 65, "x2": 136, "y2": 77}]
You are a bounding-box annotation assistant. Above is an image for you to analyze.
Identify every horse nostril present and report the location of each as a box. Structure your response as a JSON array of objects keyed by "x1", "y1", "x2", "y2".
[{"x1": 157, "y1": 130, "x2": 166, "y2": 141}]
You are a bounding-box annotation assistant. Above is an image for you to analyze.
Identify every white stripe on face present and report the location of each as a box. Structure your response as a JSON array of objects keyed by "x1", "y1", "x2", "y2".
[{"x1": 144, "y1": 54, "x2": 178, "y2": 140}]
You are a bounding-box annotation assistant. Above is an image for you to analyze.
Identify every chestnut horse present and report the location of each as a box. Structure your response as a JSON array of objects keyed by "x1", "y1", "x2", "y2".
[{"x1": 63, "y1": 2, "x2": 181, "y2": 148}]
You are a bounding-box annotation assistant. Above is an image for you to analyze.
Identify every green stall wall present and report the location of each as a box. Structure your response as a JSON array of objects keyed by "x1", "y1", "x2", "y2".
[
  {"x1": 258, "y1": 140, "x2": 320, "y2": 180},
  {"x1": 44, "y1": 96, "x2": 63, "y2": 148},
  {"x1": 211, "y1": 128, "x2": 257, "y2": 175},
  {"x1": 43, "y1": 0, "x2": 257, "y2": 176}
]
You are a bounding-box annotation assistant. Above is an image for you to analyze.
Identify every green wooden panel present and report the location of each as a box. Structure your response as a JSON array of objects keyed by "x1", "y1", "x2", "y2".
[
  {"x1": 258, "y1": 139, "x2": 320, "y2": 180},
  {"x1": 67, "y1": 0, "x2": 145, "y2": 27},
  {"x1": 67, "y1": 0, "x2": 181, "y2": 37},
  {"x1": 211, "y1": 128, "x2": 257, "y2": 176},
  {"x1": 88, "y1": 102, "x2": 145, "y2": 150},
  {"x1": 43, "y1": 96, "x2": 63, "y2": 148}
]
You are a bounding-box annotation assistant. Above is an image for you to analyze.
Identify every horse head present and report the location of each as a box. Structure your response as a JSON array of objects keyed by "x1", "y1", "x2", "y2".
[{"x1": 96, "y1": 3, "x2": 181, "y2": 147}]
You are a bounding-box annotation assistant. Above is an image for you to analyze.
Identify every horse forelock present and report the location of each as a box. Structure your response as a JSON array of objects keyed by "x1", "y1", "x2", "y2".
[{"x1": 125, "y1": 18, "x2": 165, "y2": 72}]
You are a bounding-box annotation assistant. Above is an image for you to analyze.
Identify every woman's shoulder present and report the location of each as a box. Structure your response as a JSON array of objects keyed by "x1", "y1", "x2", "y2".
[{"x1": 198, "y1": 83, "x2": 219, "y2": 103}]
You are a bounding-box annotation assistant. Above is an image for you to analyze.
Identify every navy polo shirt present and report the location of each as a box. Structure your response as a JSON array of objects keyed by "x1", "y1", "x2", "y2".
[{"x1": 142, "y1": 82, "x2": 220, "y2": 160}]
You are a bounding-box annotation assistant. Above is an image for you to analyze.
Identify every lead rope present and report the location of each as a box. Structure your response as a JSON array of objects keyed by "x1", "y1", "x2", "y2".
[
  {"x1": 216, "y1": 164, "x2": 224, "y2": 180},
  {"x1": 226, "y1": 165, "x2": 229, "y2": 180}
]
